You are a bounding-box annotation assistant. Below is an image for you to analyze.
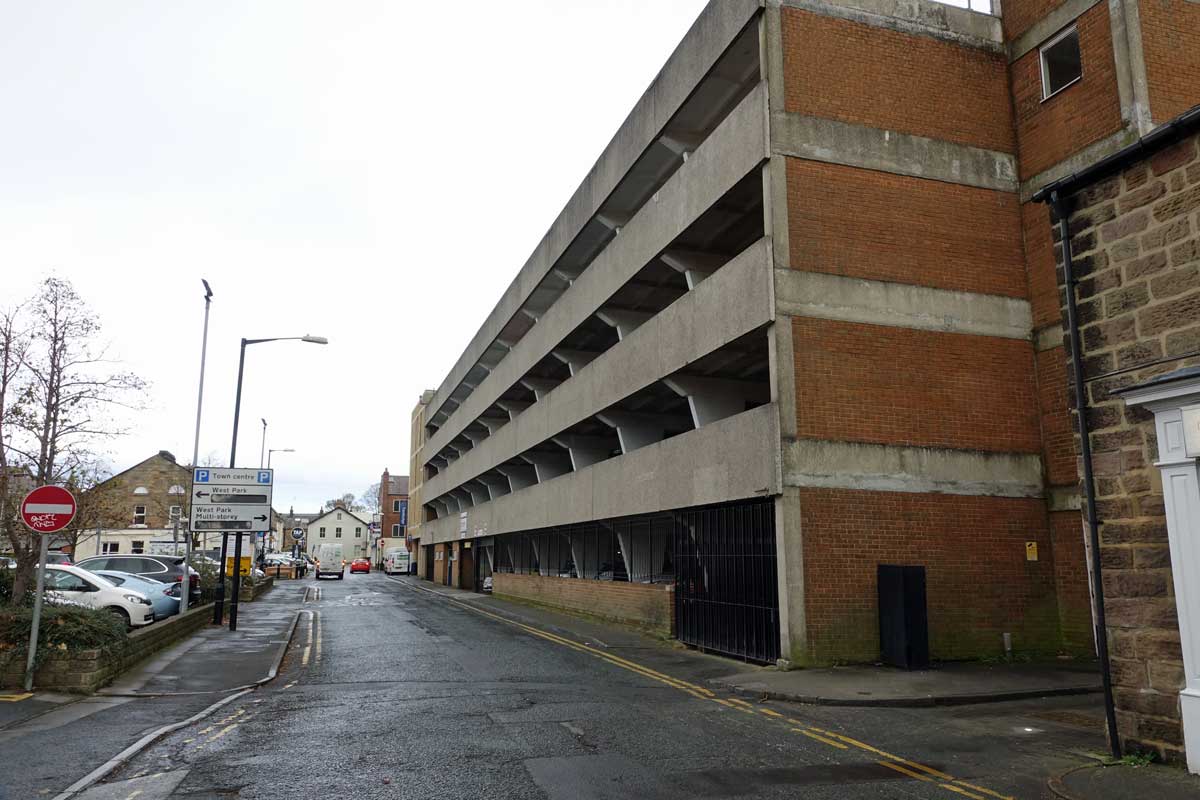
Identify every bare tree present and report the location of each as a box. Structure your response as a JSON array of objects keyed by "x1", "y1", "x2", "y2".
[
  {"x1": 3, "y1": 278, "x2": 147, "y2": 602},
  {"x1": 359, "y1": 482, "x2": 381, "y2": 515},
  {"x1": 323, "y1": 492, "x2": 363, "y2": 513},
  {"x1": 0, "y1": 306, "x2": 31, "y2": 567}
]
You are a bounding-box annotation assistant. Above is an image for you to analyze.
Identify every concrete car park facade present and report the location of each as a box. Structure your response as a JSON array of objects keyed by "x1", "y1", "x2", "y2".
[{"x1": 408, "y1": 0, "x2": 1199, "y2": 673}]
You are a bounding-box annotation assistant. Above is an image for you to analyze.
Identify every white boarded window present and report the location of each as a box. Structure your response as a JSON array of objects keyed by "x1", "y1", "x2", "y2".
[{"x1": 1041, "y1": 26, "x2": 1081, "y2": 99}]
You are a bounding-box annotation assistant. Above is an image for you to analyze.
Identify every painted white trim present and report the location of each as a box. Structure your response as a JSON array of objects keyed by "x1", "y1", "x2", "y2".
[{"x1": 1040, "y1": 25, "x2": 1082, "y2": 100}]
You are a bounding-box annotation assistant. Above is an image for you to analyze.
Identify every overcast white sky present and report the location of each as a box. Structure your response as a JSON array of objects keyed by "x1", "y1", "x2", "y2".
[{"x1": 0, "y1": 0, "x2": 709, "y2": 512}]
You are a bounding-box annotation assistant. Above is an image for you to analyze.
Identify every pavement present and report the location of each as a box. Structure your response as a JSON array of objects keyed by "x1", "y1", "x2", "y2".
[
  {"x1": 0, "y1": 582, "x2": 307, "y2": 800},
  {"x1": 1050, "y1": 761, "x2": 1200, "y2": 799}
]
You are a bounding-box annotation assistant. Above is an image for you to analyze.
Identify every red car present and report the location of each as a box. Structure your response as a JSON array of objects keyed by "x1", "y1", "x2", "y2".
[{"x1": 349, "y1": 558, "x2": 370, "y2": 574}]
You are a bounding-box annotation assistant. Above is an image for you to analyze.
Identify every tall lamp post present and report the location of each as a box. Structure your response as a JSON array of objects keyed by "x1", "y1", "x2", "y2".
[
  {"x1": 215, "y1": 334, "x2": 327, "y2": 630},
  {"x1": 267, "y1": 448, "x2": 295, "y2": 469},
  {"x1": 185, "y1": 279, "x2": 214, "y2": 616}
]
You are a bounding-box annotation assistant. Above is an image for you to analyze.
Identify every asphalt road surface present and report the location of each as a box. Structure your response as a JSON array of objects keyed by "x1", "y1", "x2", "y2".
[{"x1": 92, "y1": 572, "x2": 1104, "y2": 799}]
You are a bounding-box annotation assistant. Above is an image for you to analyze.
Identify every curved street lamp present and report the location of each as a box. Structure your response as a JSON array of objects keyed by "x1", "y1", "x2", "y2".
[{"x1": 230, "y1": 335, "x2": 327, "y2": 468}]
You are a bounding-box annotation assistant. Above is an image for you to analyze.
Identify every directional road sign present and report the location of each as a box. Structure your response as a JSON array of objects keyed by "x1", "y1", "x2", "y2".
[
  {"x1": 190, "y1": 468, "x2": 273, "y2": 533},
  {"x1": 21, "y1": 486, "x2": 77, "y2": 533}
]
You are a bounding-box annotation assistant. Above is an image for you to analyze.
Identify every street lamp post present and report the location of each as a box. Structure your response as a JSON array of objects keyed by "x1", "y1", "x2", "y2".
[
  {"x1": 259, "y1": 419, "x2": 268, "y2": 469},
  {"x1": 215, "y1": 334, "x2": 327, "y2": 630},
  {"x1": 185, "y1": 279, "x2": 214, "y2": 616},
  {"x1": 267, "y1": 448, "x2": 294, "y2": 469}
]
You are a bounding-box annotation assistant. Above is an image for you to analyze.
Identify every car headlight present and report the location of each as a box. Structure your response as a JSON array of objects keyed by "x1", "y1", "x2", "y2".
[{"x1": 124, "y1": 594, "x2": 151, "y2": 605}]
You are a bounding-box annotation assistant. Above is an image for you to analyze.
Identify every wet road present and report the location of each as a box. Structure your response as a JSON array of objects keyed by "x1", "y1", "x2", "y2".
[{"x1": 97, "y1": 573, "x2": 1104, "y2": 799}]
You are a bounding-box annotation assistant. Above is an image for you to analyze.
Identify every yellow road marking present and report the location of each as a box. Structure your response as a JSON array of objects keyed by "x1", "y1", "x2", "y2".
[
  {"x1": 795, "y1": 728, "x2": 848, "y2": 749},
  {"x1": 0, "y1": 693, "x2": 32, "y2": 702},
  {"x1": 394, "y1": 577, "x2": 1011, "y2": 800},
  {"x1": 952, "y1": 780, "x2": 1014, "y2": 800},
  {"x1": 879, "y1": 760, "x2": 934, "y2": 782},
  {"x1": 315, "y1": 613, "x2": 323, "y2": 663},
  {"x1": 208, "y1": 723, "x2": 238, "y2": 743},
  {"x1": 283, "y1": 680, "x2": 297, "y2": 690}
]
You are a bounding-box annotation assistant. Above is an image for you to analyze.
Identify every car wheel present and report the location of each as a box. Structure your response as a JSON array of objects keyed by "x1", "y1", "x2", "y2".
[{"x1": 108, "y1": 607, "x2": 132, "y2": 629}]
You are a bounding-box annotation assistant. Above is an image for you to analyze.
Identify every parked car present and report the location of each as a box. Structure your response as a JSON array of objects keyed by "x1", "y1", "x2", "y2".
[
  {"x1": 74, "y1": 555, "x2": 201, "y2": 603},
  {"x1": 0, "y1": 556, "x2": 15, "y2": 569},
  {"x1": 43, "y1": 552, "x2": 72, "y2": 566},
  {"x1": 311, "y1": 543, "x2": 344, "y2": 580},
  {"x1": 88, "y1": 570, "x2": 179, "y2": 621},
  {"x1": 42, "y1": 565, "x2": 153, "y2": 628},
  {"x1": 350, "y1": 558, "x2": 370, "y2": 574},
  {"x1": 482, "y1": 576, "x2": 493, "y2": 593}
]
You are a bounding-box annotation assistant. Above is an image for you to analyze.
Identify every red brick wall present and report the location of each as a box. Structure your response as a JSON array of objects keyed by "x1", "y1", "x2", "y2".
[
  {"x1": 493, "y1": 573, "x2": 675, "y2": 636},
  {"x1": 1139, "y1": 0, "x2": 1200, "y2": 123},
  {"x1": 799, "y1": 488, "x2": 1058, "y2": 663},
  {"x1": 1011, "y1": 3, "x2": 1124, "y2": 180},
  {"x1": 1023, "y1": 200, "x2": 1063, "y2": 329},
  {"x1": 786, "y1": 159, "x2": 1027, "y2": 296},
  {"x1": 1036, "y1": 346, "x2": 1077, "y2": 485},
  {"x1": 1050, "y1": 510, "x2": 1094, "y2": 652},
  {"x1": 1003, "y1": 0, "x2": 1071, "y2": 41},
  {"x1": 792, "y1": 318, "x2": 1042, "y2": 453},
  {"x1": 781, "y1": 8, "x2": 1014, "y2": 152}
]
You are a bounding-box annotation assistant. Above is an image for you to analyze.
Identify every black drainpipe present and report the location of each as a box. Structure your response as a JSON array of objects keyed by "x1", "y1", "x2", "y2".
[{"x1": 1050, "y1": 190, "x2": 1121, "y2": 760}]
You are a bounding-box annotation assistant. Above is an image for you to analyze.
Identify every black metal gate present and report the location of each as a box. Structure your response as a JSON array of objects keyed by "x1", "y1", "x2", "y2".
[{"x1": 674, "y1": 498, "x2": 780, "y2": 663}]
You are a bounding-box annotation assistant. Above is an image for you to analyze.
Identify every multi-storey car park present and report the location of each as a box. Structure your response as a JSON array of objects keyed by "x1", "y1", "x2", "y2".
[{"x1": 406, "y1": 0, "x2": 1200, "y2": 757}]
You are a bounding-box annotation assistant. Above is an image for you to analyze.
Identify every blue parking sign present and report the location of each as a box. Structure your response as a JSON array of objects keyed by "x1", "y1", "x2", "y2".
[
  {"x1": 194, "y1": 469, "x2": 210, "y2": 483},
  {"x1": 257, "y1": 471, "x2": 271, "y2": 484}
]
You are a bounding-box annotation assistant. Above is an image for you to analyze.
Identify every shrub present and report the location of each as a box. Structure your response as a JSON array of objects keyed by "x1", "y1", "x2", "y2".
[{"x1": 0, "y1": 604, "x2": 128, "y2": 673}]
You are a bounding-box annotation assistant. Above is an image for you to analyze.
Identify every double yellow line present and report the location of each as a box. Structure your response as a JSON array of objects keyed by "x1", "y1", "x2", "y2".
[{"x1": 397, "y1": 579, "x2": 1015, "y2": 800}]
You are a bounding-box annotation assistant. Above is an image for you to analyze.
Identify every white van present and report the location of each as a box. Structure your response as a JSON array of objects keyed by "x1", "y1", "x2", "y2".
[
  {"x1": 312, "y1": 543, "x2": 345, "y2": 580},
  {"x1": 384, "y1": 548, "x2": 410, "y2": 575}
]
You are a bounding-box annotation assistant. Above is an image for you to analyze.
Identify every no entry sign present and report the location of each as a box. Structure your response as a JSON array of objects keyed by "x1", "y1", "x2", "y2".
[{"x1": 21, "y1": 486, "x2": 77, "y2": 533}]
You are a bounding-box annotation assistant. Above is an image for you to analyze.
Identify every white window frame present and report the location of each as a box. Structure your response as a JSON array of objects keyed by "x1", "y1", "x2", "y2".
[
  {"x1": 131, "y1": 540, "x2": 145, "y2": 554},
  {"x1": 169, "y1": 505, "x2": 182, "y2": 522},
  {"x1": 133, "y1": 505, "x2": 147, "y2": 527},
  {"x1": 1040, "y1": 25, "x2": 1082, "y2": 101},
  {"x1": 391, "y1": 524, "x2": 400, "y2": 537},
  {"x1": 392, "y1": 500, "x2": 400, "y2": 513},
  {"x1": 355, "y1": 527, "x2": 361, "y2": 538},
  {"x1": 102, "y1": 541, "x2": 120, "y2": 554},
  {"x1": 336, "y1": 527, "x2": 342, "y2": 538}
]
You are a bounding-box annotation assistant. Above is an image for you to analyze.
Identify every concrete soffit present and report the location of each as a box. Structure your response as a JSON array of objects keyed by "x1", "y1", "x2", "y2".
[
  {"x1": 775, "y1": 270, "x2": 1033, "y2": 340},
  {"x1": 784, "y1": 439, "x2": 1045, "y2": 498},
  {"x1": 771, "y1": 113, "x2": 1018, "y2": 192},
  {"x1": 771, "y1": 0, "x2": 1003, "y2": 51}
]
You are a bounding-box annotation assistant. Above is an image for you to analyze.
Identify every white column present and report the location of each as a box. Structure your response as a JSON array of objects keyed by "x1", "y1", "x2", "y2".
[{"x1": 1121, "y1": 372, "x2": 1200, "y2": 773}]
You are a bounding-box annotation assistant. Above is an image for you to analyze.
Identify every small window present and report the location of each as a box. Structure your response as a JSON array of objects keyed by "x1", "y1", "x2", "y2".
[
  {"x1": 1041, "y1": 26, "x2": 1081, "y2": 99},
  {"x1": 168, "y1": 484, "x2": 185, "y2": 495},
  {"x1": 133, "y1": 505, "x2": 147, "y2": 526},
  {"x1": 391, "y1": 524, "x2": 400, "y2": 536},
  {"x1": 336, "y1": 512, "x2": 342, "y2": 520},
  {"x1": 102, "y1": 542, "x2": 120, "y2": 554},
  {"x1": 336, "y1": 527, "x2": 342, "y2": 538},
  {"x1": 133, "y1": 486, "x2": 149, "y2": 495},
  {"x1": 169, "y1": 505, "x2": 182, "y2": 522},
  {"x1": 131, "y1": 541, "x2": 145, "y2": 554},
  {"x1": 392, "y1": 500, "x2": 400, "y2": 513},
  {"x1": 355, "y1": 527, "x2": 361, "y2": 537}
]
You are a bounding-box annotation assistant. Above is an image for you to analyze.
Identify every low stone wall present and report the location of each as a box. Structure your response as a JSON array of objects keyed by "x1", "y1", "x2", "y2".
[
  {"x1": 493, "y1": 573, "x2": 675, "y2": 636},
  {"x1": 240, "y1": 576, "x2": 274, "y2": 601},
  {"x1": 1, "y1": 604, "x2": 214, "y2": 692}
]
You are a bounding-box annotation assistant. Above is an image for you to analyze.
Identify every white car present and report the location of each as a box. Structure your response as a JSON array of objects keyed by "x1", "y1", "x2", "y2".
[{"x1": 43, "y1": 565, "x2": 155, "y2": 628}]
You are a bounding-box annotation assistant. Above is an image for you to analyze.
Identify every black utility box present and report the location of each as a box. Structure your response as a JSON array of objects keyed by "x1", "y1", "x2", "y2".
[{"x1": 877, "y1": 564, "x2": 930, "y2": 670}]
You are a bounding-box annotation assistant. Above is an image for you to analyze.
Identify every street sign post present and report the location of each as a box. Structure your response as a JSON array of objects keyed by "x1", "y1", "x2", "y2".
[
  {"x1": 291, "y1": 527, "x2": 304, "y2": 542},
  {"x1": 193, "y1": 468, "x2": 272, "y2": 632},
  {"x1": 20, "y1": 486, "x2": 77, "y2": 692}
]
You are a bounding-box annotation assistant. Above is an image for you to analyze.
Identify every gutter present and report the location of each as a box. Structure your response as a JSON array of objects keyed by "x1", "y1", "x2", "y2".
[
  {"x1": 1031, "y1": 104, "x2": 1200, "y2": 203},
  {"x1": 1047, "y1": 190, "x2": 1122, "y2": 760}
]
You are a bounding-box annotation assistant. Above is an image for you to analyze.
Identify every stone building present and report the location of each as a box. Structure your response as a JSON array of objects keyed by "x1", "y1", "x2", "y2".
[
  {"x1": 1032, "y1": 108, "x2": 1200, "y2": 765},
  {"x1": 74, "y1": 451, "x2": 195, "y2": 559},
  {"x1": 407, "y1": 0, "x2": 1199, "y2": 680}
]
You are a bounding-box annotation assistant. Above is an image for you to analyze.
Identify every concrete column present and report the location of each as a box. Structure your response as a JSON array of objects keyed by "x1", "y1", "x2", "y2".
[
  {"x1": 531, "y1": 535, "x2": 570, "y2": 576},
  {"x1": 464, "y1": 481, "x2": 489, "y2": 506},
  {"x1": 479, "y1": 416, "x2": 508, "y2": 435},
  {"x1": 496, "y1": 464, "x2": 537, "y2": 491},
  {"x1": 496, "y1": 399, "x2": 532, "y2": 420},
  {"x1": 520, "y1": 377, "x2": 559, "y2": 401},
  {"x1": 479, "y1": 474, "x2": 511, "y2": 500},
  {"x1": 616, "y1": 527, "x2": 668, "y2": 583},
  {"x1": 1120, "y1": 373, "x2": 1200, "y2": 772},
  {"x1": 551, "y1": 349, "x2": 599, "y2": 376},
  {"x1": 568, "y1": 531, "x2": 602, "y2": 580},
  {"x1": 523, "y1": 452, "x2": 572, "y2": 483},
  {"x1": 661, "y1": 248, "x2": 725, "y2": 290},
  {"x1": 551, "y1": 434, "x2": 613, "y2": 471},
  {"x1": 663, "y1": 376, "x2": 765, "y2": 427},
  {"x1": 451, "y1": 488, "x2": 473, "y2": 510},
  {"x1": 597, "y1": 411, "x2": 664, "y2": 454},
  {"x1": 463, "y1": 429, "x2": 488, "y2": 447},
  {"x1": 596, "y1": 309, "x2": 653, "y2": 340}
]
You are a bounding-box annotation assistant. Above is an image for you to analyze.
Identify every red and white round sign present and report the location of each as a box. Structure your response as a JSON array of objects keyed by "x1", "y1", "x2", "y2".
[{"x1": 21, "y1": 486, "x2": 77, "y2": 533}]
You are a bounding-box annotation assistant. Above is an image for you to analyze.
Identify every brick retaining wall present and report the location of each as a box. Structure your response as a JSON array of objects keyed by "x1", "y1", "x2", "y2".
[{"x1": 492, "y1": 573, "x2": 675, "y2": 636}]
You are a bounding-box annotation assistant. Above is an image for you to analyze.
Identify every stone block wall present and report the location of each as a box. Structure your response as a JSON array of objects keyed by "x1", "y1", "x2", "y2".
[{"x1": 1055, "y1": 130, "x2": 1200, "y2": 762}]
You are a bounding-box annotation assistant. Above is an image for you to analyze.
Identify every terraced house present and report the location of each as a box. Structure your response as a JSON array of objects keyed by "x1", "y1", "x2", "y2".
[{"x1": 406, "y1": 0, "x2": 1199, "y2": 721}]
